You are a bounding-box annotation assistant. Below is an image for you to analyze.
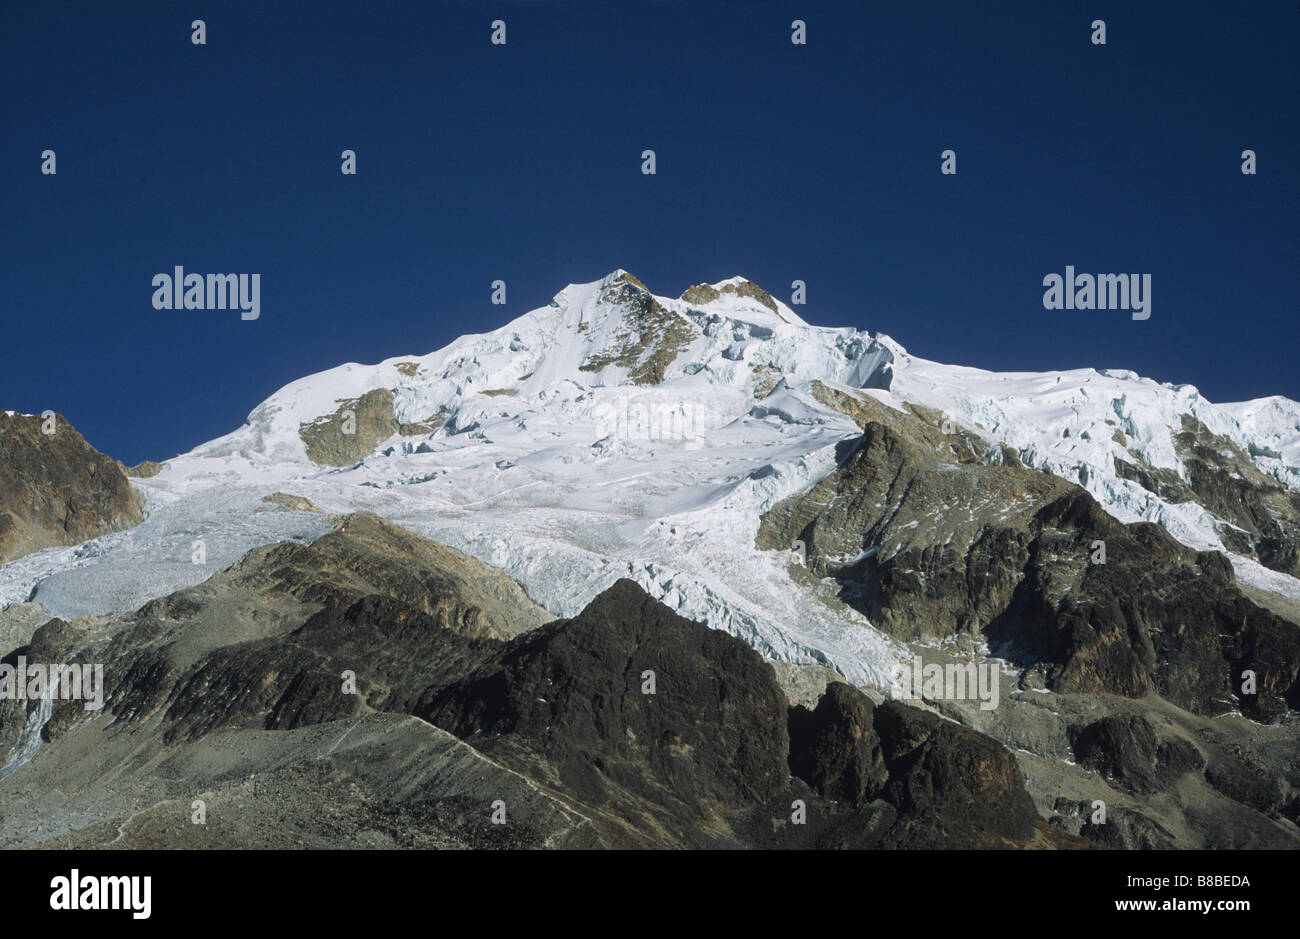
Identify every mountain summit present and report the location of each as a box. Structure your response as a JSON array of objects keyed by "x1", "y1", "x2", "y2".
[{"x1": 7, "y1": 271, "x2": 1300, "y2": 662}]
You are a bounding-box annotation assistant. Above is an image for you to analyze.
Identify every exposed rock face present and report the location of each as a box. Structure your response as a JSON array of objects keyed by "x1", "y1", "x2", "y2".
[
  {"x1": 1174, "y1": 414, "x2": 1300, "y2": 574},
  {"x1": 3, "y1": 509, "x2": 1289, "y2": 850},
  {"x1": 260, "y1": 492, "x2": 322, "y2": 512},
  {"x1": 116, "y1": 459, "x2": 166, "y2": 478},
  {"x1": 787, "y1": 683, "x2": 1050, "y2": 847},
  {"x1": 0, "y1": 517, "x2": 1076, "y2": 849},
  {"x1": 1205, "y1": 756, "x2": 1290, "y2": 820},
  {"x1": 579, "y1": 275, "x2": 697, "y2": 385},
  {"x1": 1075, "y1": 804, "x2": 1177, "y2": 849},
  {"x1": 397, "y1": 413, "x2": 446, "y2": 436},
  {"x1": 758, "y1": 386, "x2": 1300, "y2": 723},
  {"x1": 298, "y1": 388, "x2": 399, "y2": 466},
  {"x1": 788, "y1": 682, "x2": 888, "y2": 806},
  {"x1": 872, "y1": 699, "x2": 1042, "y2": 847},
  {"x1": 421, "y1": 580, "x2": 794, "y2": 841},
  {"x1": 175, "y1": 511, "x2": 549, "y2": 646},
  {"x1": 1112, "y1": 414, "x2": 1300, "y2": 576},
  {"x1": 680, "y1": 283, "x2": 721, "y2": 305},
  {"x1": 111, "y1": 574, "x2": 800, "y2": 845},
  {"x1": 728, "y1": 280, "x2": 778, "y2": 311},
  {"x1": 0, "y1": 513, "x2": 552, "y2": 762},
  {"x1": 1069, "y1": 714, "x2": 1204, "y2": 796},
  {"x1": 420, "y1": 587, "x2": 1068, "y2": 847},
  {"x1": 682, "y1": 278, "x2": 783, "y2": 317},
  {"x1": 0, "y1": 411, "x2": 144, "y2": 565},
  {"x1": 750, "y1": 364, "x2": 783, "y2": 398}
]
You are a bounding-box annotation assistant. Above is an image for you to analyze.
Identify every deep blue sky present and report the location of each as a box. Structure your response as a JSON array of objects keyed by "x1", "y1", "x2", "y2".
[{"x1": 2, "y1": 0, "x2": 1296, "y2": 464}]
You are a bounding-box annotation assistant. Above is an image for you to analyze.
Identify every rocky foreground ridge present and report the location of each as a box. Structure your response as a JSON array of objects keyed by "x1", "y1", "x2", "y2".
[
  {"x1": 0, "y1": 512, "x2": 1294, "y2": 848},
  {"x1": 2, "y1": 514, "x2": 1076, "y2": 849}
]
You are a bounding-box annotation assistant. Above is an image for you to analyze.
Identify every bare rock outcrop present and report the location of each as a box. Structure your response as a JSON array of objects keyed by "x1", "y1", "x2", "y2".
[{"x1": 0, "y1": 411, "x2": 144, "y2": 565}]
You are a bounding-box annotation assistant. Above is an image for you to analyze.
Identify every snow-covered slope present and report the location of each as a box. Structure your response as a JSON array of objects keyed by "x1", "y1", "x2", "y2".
[
  {"x1": 888, "y1": 350, "x2": 1300, "y2": 594},
  {"x1": 4, "y1": 270, "x2": 1300, "y2": 696},
  {"x1": 1218, "y1": 396, "x2": 1300, "y2": 469}
]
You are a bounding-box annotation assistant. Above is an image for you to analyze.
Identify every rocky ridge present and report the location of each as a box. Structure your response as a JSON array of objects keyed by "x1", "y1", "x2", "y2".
[{"x1": 0, "y1": 412, "x2": 144, "y2": 566}]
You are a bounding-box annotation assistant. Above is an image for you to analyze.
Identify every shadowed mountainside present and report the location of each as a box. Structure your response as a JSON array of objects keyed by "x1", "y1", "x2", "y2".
[{"x1": 1, "y1": 514, "x2": 1078, "y2": 849}]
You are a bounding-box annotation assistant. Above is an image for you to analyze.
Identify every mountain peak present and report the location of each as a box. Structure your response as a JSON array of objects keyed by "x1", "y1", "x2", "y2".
[
  {"x1": 678, "y1": 276, "x2": 805, "y2": 327},
  {"x1": 560, "y1": 271, "x2": 805, "y2": 328},
  {"x1": 609, "y1": 269, "x2": 648, "y2": 291}
]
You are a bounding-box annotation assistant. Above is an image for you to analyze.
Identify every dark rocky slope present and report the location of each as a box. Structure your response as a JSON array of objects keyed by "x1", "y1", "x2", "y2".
[
  {"x1": 1, "y1": 515, "x2": 1076, "y2": 849},
  {"x1": 757, "y1": 384, "x2": 1300, "y2": 849},
  {"x1": 759, "y1": 384, "x2": 1300, "y2": 723},
  {"x1": 1114, "y1": 414, "x2": 1300, "y2": 577}
]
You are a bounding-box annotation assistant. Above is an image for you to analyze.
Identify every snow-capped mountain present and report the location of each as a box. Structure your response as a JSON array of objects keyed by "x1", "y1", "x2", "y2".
[{"x1": 4, "y1": 269, "x2": 1300, "y2": 695}]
